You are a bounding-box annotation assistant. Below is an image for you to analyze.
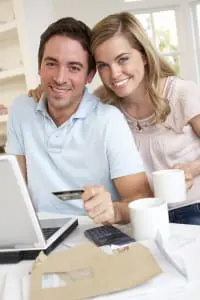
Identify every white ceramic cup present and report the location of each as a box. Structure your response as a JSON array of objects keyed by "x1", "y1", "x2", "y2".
[
  {"x1": 152, "y1": 169, "x2": 186, "y2": 204},
  {"x1": 128, "y1": 197, "x2": 169, "y2": 241}
]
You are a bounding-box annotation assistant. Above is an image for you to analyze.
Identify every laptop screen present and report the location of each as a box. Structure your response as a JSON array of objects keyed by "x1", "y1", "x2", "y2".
[{"x1": 0, "y1": 156, "x2": 44, "y2": 249}]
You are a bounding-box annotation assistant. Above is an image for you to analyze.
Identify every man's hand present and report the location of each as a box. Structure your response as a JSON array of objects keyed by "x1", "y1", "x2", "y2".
[
  {"x1": 81, "y1": 185, "x2": 115, "y2": 225},
  {"x1": 172, "y1": 163, "x2": 194, "y2": 190},
  {"x1": 28, "y1": 84, "x2": 43, "y2": 102}
]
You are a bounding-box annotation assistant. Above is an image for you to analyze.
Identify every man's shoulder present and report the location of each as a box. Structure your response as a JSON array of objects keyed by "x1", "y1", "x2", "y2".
[
  {"x1": 94, "y1": 97, "x2": 123, "y2": 119},
  {"x1": 85, "y1": 94, "x2": 126, "y2": 131},
  {"x1": 12, "y1": 94, "x2": 36, "y2": 106},
  {"x1": 11, "y1": 94, "x2": 37, "y2": 113}
]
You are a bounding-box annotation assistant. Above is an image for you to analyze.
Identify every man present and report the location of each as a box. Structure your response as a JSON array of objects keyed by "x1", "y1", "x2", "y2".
[{"x1": 6, "y1": 17, "x2": 152, "y2": 224}]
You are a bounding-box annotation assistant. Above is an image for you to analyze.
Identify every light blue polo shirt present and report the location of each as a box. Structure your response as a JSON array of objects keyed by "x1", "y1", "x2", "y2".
[{"x1": 6, "y1": 88, "x2": 144, "y2": 215}]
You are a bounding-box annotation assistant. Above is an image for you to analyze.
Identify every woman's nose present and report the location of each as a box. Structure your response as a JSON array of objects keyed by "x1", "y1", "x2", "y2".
[{"x1": 110, "y1": 64, "x2": 121, "y2": 80}]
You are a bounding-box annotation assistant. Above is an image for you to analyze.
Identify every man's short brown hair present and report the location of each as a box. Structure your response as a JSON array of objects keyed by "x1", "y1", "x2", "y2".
[{"x1": 38, "y1": 17, "x2": 96, "y2": 74}]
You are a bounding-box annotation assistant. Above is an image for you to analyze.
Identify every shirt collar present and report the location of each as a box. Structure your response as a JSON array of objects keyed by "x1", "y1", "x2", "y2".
[
  {"x1": 72, "y1": 87, "x2": 97, "y2": 119},
  {"x1": 36, "y1": 94, "x2": 48, "y2": 117}
]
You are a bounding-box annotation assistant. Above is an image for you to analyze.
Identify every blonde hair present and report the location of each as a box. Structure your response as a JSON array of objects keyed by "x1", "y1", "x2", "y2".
[{"x1": 91, "y1": 12, "x2": 177, "y2": 123}]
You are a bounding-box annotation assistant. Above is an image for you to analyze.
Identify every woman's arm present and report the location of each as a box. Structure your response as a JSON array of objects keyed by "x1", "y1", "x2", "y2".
[
  {"x1": 172, "y1": 114, "x2": 200, "y2": 189},
  {"x1": 187, "y1": 114, "x2": 200, "y2": 177}
]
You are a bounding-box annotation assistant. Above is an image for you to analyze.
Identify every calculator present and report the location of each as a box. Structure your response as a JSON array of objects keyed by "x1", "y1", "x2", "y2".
[{"x1": 84, "y1": 225, "x2": 135, "y2": 247}]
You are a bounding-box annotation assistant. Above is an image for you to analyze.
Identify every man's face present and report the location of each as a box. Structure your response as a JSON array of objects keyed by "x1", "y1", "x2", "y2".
[{"x1": 39, "y1": 35, "x2": 94, "y2": 112}]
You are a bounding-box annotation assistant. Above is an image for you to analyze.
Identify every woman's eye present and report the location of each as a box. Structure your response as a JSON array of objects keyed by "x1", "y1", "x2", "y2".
[
  {"x1": 119, "y1": 57, "x2": 129, "y2": 64},
  {"x1": 97, "y1": 63, "x2": 108, "y2": 70}
]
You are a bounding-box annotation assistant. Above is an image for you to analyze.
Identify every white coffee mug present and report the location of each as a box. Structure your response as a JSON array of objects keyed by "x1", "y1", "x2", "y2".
[
  {"x1": 152, "y1": 169, "x2": 186, "y2": 204},
  {"x1": 128, "y1": 197, "x2": 169, "y2": 241}
]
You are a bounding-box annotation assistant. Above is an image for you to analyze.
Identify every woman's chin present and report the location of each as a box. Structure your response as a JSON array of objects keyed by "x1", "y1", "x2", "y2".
[{"x1": 113, "y1": 89, "x2": 131, "y2": 98}]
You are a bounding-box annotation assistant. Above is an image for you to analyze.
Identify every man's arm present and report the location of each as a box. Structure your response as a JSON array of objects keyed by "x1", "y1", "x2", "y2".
[
  {"x1": 82, "y1": 174, "x2": 152, "y2": 225},
  {"x1": 171, "y1": 114, "x2": 200, "y2": 189},
  {"x1": 16, "y1": 155, "x2": 27, "y2": 183},
  {"x1": 82, "y1": 107, "x2": 152, "y2": 225},
  {"x1": 113, "y1": 172, "x2": 153, "y2": 224},
  {"x1": 105, "y1": 106, "x2": 152, "y2": 224}
]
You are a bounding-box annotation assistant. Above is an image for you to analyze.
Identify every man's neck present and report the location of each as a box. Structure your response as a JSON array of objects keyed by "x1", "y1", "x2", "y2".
[{"x1": 47, "y1": 100, "x2": 81, "y2": 127}]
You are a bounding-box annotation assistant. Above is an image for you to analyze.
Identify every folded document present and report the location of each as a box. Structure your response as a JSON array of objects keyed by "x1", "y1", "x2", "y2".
[{"x1": 30, "y1": 242, "x2": 162, "y2": 300}]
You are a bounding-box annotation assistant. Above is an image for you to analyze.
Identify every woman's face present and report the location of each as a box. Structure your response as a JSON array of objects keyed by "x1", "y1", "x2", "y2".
[{"x1": 94, "y1": 34, "x2": 146, "y2": 98}]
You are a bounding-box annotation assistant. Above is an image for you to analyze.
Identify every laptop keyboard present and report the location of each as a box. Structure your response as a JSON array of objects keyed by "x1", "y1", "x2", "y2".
[{"x1": 42, "y1": 227, "x2": 60, "y2": 240}]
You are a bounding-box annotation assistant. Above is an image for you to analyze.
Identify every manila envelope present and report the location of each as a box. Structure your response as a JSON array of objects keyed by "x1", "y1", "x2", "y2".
[{"x1": 30, "y1": 242, "x2": 162, "y2": 300}]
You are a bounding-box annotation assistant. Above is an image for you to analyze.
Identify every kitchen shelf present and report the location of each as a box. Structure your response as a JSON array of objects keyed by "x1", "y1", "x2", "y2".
[
  {"x1": 0, "y1": 20, "x2": 17, "y2": 35},
  {"x1": 0, "y1": 67, "x2": 25, "y2": 81},
  {"x1": 0, "y1": 115, "x2": 8, "y2": 123}
]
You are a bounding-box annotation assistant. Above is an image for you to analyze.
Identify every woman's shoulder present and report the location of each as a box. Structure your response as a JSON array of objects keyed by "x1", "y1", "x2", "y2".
[
  {"x1": 166, "y1": 76, "x2": 200, "y2": 100},
  {"x1": 165, "y1": 76, "x2": 200, "y2": 132}
]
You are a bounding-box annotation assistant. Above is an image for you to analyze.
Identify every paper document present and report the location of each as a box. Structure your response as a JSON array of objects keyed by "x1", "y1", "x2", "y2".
[{"x1": 155, "y1": 228, "x2": 200, "y2": 281}]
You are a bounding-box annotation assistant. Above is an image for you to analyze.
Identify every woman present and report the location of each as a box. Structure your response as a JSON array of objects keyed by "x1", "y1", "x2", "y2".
[
  {"x1": 91, "y1": 12, "x2": 200, "y2": 224},
  {"x1": 29, "y1": 12, "x2": 200, "y2": 224}
]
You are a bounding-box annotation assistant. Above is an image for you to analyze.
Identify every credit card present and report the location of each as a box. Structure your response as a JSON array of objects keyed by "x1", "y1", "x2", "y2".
[{"x1": 52, "y1": 189, "x2": 84, "y2": 201}]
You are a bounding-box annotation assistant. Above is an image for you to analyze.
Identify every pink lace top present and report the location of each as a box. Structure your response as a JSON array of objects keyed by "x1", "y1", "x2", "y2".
[{"x1": 121, "y1": 76, "x2": 200, "y2": 209}]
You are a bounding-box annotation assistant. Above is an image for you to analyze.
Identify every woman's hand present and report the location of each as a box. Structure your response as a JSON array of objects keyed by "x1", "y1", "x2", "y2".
[
  {"x1": 171, "y1": 163, "x2": 194, "y2": 190},
  {"x1": 28, "y1": 84, "x2": 43, "y2": 102},
  {"x1": 0, "y1": 104, "x2": 8, "y2": 115}
]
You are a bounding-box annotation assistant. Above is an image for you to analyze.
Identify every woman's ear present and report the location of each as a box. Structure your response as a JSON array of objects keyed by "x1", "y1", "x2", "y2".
[{"x1": 142, "y1": 54, "x2": 147, "y2": 66}]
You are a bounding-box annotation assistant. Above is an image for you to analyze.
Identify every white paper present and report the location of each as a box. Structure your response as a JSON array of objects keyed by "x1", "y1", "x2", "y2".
[
  {"x1": 0, "y1": 274, "x2": 6, "y2": 299},
  {"x1": 155, "y1": 229, "x2": 200, "y2": 282},
  {"x1": 21, "y1": 274, "x2": 30, "y2": 300},
  {"x1": 2, "y1": 275, "x2": 22, "y2": 300}
]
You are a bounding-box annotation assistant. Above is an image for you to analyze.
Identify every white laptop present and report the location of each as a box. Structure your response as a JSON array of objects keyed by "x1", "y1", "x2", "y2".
[{"x1": 0, "y1": 154, "x2": 78, "y2": 263}]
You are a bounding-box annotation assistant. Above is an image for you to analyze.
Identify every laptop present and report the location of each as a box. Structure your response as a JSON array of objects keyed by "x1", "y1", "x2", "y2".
[{"x1": 0, "y1": 154, "x2": 78, "y2": 263}]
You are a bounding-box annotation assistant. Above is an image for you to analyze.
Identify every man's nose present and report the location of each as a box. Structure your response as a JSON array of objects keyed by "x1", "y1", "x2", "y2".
[{"x1": 53, "y1": 67, "x2": 67, "y2": 85}]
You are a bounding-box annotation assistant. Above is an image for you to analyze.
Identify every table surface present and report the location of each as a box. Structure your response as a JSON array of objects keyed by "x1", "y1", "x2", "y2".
[{"x1": 1, "y1": 213, "x2": 200, "y2": 300}]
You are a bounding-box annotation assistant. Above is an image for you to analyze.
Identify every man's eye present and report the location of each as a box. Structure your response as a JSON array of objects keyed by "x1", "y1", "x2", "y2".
[
  {"x1": 46, "y1": 62, "x2": 56, "y2": 67},
  {"x1": 69, "y1": 66, "x2": 81, "y2": 72}
]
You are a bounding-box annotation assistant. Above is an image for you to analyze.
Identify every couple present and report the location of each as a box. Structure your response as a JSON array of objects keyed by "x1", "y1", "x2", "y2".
[{"x1": 6, "y1": 12, "x2": 200, "y2": 225}]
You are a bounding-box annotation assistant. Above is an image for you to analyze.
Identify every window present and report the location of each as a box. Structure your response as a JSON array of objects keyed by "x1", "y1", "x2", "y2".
[
  {"x1": 196, "y1": 3, "x2": 200, "y2": 33},
  {"x1": 192, "y1": 2, "x2": 200, "y2": 79},
  {"x1": 135, "y1": 9, "x2": 180, "y2": 74}
]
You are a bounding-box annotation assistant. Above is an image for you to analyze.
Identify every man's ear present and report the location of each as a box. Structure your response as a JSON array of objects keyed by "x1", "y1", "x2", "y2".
[
  {"x1": 38, "y1": 62, "x2": 42, "y2": 76},
  {"x1": 87, "y1": 69, "x2": 96, "y2": 84}
]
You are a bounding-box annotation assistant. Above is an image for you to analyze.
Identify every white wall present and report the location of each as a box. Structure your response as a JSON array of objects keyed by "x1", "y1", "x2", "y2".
[
  {"x1": 15, "y1": 0, "x2": 56, "y2": 88},
  {"x1": 53, "y1": 0, "x2": 196, "y2": 26},
  {"x1": 53, "y1": 0, "x2": 133, "y2": 26}
]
